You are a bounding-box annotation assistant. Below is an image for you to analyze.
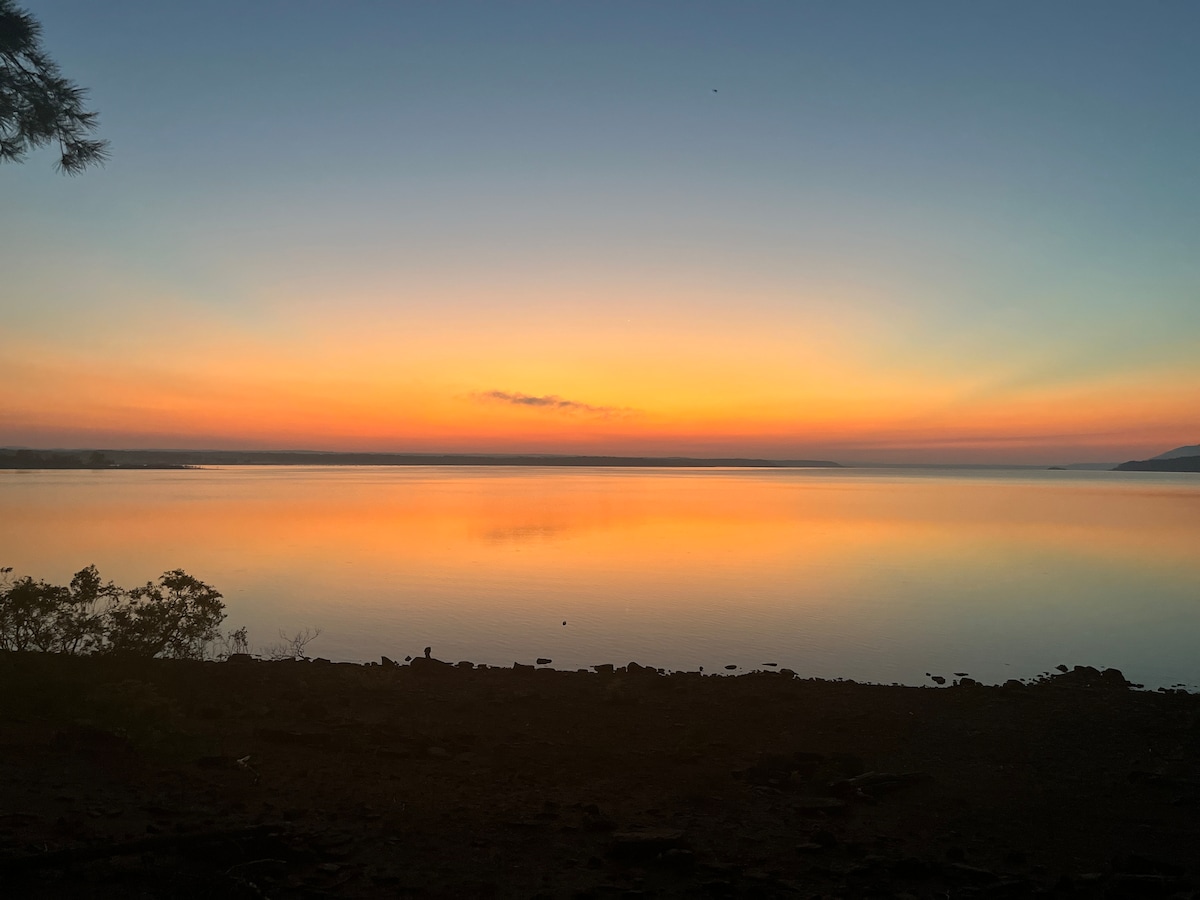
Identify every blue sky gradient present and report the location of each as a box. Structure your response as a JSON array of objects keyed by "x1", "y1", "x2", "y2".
[{"x1": 4, "y1": 1, "x2": 1198, "y2": 462}]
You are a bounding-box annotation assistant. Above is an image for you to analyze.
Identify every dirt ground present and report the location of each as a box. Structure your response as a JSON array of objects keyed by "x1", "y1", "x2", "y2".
[{"x1": 2, "y1": 651, "x2": 1199, "y2": 898}]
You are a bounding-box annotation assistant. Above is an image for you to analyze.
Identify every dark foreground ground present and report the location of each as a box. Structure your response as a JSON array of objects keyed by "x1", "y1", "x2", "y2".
[{"x1": 2, "y1": 653, "x2": 1199, "y2": 899}]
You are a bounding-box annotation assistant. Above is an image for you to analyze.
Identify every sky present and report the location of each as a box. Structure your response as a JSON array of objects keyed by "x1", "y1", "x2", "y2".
[{"x1": 3, "y1": 1, "x2": 1198, "y2": 464}]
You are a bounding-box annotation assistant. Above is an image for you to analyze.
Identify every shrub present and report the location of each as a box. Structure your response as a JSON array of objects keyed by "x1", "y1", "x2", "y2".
[
  {"x1": 0, "y1": 565, "x2": 229, "y2": 659},
  {"x1": 264, "y1": 627, "x2": 322, "y2": 661},
  {"x1": 0, "y1": 564, "x2": 117, "y2": 654}
]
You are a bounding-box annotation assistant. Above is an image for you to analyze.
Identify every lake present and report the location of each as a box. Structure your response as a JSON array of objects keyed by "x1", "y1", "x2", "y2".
[{"x1": 3, "y1": 466, "x2": 1199, "y2": 688}]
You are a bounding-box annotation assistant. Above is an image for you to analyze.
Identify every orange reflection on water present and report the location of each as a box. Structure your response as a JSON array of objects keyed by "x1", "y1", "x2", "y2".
[
  {"x1": 4, "y1": 467, "x2": 1200, "y2": 684},
  {"x1": 6, "y1": 468, "x2": 1200, "y2": 579}
]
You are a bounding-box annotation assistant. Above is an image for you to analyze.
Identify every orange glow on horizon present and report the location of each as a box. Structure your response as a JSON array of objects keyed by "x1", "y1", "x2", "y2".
[{"x1": 3, "y1": 313, "x2": 1197, "y2": 463}]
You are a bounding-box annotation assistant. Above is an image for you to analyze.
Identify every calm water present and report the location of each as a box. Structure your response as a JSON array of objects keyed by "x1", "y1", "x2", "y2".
[{"x1": 3, "y1": 466, "x2": 1199, "y2": 687}]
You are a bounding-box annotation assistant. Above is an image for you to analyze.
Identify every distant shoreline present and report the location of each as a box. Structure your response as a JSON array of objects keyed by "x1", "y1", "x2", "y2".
[
  {"x1": 7, "y1": 448, "x2": 1198, "y2": 472},
  {"x1": 1, "y1": 449, "x2": 842, "y2": 470}
]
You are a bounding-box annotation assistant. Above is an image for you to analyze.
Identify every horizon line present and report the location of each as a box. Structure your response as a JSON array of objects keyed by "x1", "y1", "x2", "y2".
[{"x1": 3, "y1": 445, "x2": 1140, "y2": 469}]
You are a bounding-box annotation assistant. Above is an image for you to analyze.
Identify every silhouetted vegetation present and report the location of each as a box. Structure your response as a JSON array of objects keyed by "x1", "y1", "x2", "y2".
[
  {"x1": 0, "y1": 565, "x2": 232, "y2": 659},
  {"x1": 0, "y1": 449, "x2": 198, "y2": 469},
  {"x1": 263, "y1": 626, "x2": 322, "y2": 661},
  {"x1": 0, "y1": 449, "x2": 112, "y2": 469},
  {"x1": 0, "y1": 0, "x2": 108, "y2": 173}
]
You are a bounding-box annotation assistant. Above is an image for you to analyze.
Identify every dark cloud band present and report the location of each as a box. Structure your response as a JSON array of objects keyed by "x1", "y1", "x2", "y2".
[{"x1": 475, "y1": 390, "x2": 630, "y2": 417}]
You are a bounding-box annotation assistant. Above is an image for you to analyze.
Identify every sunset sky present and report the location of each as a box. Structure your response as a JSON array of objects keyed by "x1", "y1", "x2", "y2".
[{"x1": 4, "y1": 1, "x2": 1198, "y2": 464}]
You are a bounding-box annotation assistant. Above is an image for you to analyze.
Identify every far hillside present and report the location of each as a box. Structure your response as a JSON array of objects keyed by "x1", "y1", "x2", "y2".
[
  {"x1": 1114, "y1": 455, "x2": 1200, "y2": 472},
  {"x1": 1153, "y1": 444, "x2": 1200, "y2": 460}
]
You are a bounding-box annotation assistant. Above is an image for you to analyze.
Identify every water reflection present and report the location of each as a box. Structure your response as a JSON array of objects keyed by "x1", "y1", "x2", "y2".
[
  {"x1": 2, "y1": 467, "x2": 1198, "y2": 687},
  {"x1": 482, "y1": 524, "x2": 569, "y2": 544}
]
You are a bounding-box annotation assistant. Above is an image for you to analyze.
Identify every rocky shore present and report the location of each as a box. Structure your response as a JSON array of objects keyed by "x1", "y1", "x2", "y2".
[{"x1": 2, "y1": 652, "x2": 1199, "y2": 898}]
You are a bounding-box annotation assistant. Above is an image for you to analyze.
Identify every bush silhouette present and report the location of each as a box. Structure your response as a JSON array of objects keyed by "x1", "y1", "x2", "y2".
[{"x1": 0, "y1": 565, "x2": 227, "y2": 659}]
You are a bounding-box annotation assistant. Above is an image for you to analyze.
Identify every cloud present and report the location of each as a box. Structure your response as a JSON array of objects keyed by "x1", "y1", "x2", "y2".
[{"x1": 475, "y1": 390, "x2": 632, "y2": 417}]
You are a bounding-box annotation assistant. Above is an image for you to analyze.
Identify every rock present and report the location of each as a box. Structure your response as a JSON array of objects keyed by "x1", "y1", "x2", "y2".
[
  {"x1": 609, "y1": 827, "x2": 684, "y2": 859},
  {"x1": 1100, "y1": 667, "x2": 1130, "y2": 688},
  {"x1": 580, "y1": 805, "x2": 616, "y2": 832},
  {"x1": 662, "y1": 848, "x2": 694, "y2": 870},
  {"x1": 255, "y1": 729, "x2": 336, "y2": 749},
  {"x1": 195, "y1": 755, "x2": 241, "y2": 770},
  {"x1": 53, "y1": 725, "x2": 131, "y2": 757},
  {"x1": 625, "y1": 661, "x2": 658, "y2": 677},
  {"x1": 410, "y1": 656, "x2": 451, "y2": 673},
  {"x1": 947, "y1": 862, "x2": 998, "y2": 882},
  {"x1": 954, "y1": 672, "x2": 968, "y2": 677},
  {"x1": 380, "y1": 656, "x2": 396, "y2": 667},
  {"x1": 930, "y1": 676, "x2": 946, "y2": 685},
  {"x1": 234, "y1": 858, "x2": 288, "y2": 880},
  {"x1": 1056, "y1": 664, "x2": 1069, "y2": 673},
  {"x1": 225, "y1": 653, "x2": 253, "y2": 664},
  {"x1": 457, "y1": 660, "x2": 474, "y2": 669},
  {"x1": 830, "y1": 772, "x2": 929, "y2": 797},
  {"x1": 891, "y1": 856, "x2": 931, "y2": 878},
  {"x1": 107, "y1": 855, "x2": 144, "y2": 875},
  {"x1": 956, "y1": 677, "x2": 979, "y2": 687},
  {"x1": 536, "y1": 658, "x2": 552, "y2": 665},
  {"x1": 792, "y1": 797, "x2": 847, "y2": 815},
  {"x1": 982, "y1": 878, "x2": 1033, "y2": 895},
  {"x1": 1111, "y1": 873, "x2": 1186, "y2": 894},
  {"x1": 724, "y1": 665, "x2": 737, "y2": 670},
  {"x1": 1118, "y1": 853, "x2": 1185, "y2": 877},
  {"x1": 811, "y1": 828, "x2": 838, "y2": 848},
  {"x1": 762, "y1": 662, "x2": 778, "y2": 667},
  {"x1": 592, "y1": 664, "x2": 614, "y2": 675},
  {"x1": 513, "y1": 662, "x2": 535, "y2": 672}
]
